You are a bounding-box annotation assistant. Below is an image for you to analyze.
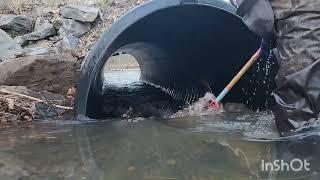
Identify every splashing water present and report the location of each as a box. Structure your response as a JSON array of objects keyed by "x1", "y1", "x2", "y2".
[
  {"x1": 242, "y1": 111, "x2": 278, "y2": 139},
  {"x1": 101, "y1": 70, "x2": 285, "y2": 139},
  {"x1": 170, "y1": 93, "x2": 222, "y2": 118}
]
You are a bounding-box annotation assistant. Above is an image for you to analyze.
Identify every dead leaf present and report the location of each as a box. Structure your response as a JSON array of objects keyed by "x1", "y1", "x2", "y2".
[
  {"x1": 6, "y1": 98, "x2": 15, "y2": 110},
  {"x1": 66, "y1": 87, "x2": 76, "y2": 99}
]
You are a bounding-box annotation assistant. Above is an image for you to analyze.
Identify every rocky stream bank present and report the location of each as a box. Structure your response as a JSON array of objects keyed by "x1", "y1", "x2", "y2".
[{"x1": 0, "y1": 0, "x2": 145, "y2": 126}]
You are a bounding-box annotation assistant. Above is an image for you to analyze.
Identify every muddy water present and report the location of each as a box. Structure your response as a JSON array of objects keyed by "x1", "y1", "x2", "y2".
[{"x1": 0, "y1": 70, "x2": 320, "y2": 180}]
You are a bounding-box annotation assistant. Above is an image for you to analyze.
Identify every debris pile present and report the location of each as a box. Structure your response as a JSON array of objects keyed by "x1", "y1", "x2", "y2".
[{"x1": 0, "y1": 86, "x2": 74, "y2": 125}]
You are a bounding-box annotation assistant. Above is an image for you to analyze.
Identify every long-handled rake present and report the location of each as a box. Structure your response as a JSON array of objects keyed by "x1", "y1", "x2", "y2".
[{"x1": 207, "y1": 46, "x2": 263, "y2": 109}]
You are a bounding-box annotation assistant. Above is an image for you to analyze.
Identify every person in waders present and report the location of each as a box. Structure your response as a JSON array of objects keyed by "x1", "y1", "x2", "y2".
[{"x1": 227, "y1": 0, "x2": 320, "y2": 136}]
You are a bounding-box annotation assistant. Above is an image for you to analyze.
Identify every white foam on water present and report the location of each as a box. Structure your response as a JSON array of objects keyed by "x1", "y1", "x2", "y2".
[
  {"x1": 167, "y1": 93, "x2": 280, "y2": 139},
  {"x1": 243, "y1": 111, "x2": 279, "y2": 139},
  {"x1": 294, "y1": 118, "x2": 320, "y2": 132},
  {"x1": 127, "y1": 117, "x2": 146, "y2": 123},
  {"x1": 170, "y1": 93, "x2": 222, "y2": 118},
  {"x1": 244, "y1": 115, "x2": 320, "y2": 141},
  {"x1": 103, "y1": 70, "x2": 141, "y2": 89}
]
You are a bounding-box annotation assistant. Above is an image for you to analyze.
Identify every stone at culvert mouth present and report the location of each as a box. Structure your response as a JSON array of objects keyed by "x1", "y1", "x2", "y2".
[{"x1": 93, "y1": 83, "x2": 183, "y2": 119}]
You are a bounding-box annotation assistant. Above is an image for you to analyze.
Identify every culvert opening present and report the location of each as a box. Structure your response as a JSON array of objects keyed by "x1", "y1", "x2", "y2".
[
  {"x1": 77, "y1": 0, "x2": 278, "y2": 119},
  {"x1": 96, "y1": 53, "x2": 185, "y2": 119},
  {"x1": 102, "y1": 53, "x2": 141, "y2": 86}
]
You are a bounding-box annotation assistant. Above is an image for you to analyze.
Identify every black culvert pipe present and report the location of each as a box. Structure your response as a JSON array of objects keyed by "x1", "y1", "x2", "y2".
[{"x1": 76, "y1": 0, "x2": 277, "y2": 119}]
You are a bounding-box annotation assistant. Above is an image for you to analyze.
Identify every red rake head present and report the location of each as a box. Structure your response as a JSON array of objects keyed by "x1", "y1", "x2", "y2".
[{"x1": 206, "y1": 99, "x2": 221, "y2": 109}]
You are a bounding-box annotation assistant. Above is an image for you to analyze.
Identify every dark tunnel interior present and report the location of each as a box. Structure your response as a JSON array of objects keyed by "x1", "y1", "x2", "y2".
[
  {"x1": 111, "y1": 5, "x2": 260, "y2": 92},
  {"x1": 77, "y1": 1, "x2": 278, "y2": 119}
]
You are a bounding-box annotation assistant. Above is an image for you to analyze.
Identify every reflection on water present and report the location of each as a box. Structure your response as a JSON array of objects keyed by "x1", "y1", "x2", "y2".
[
  {"x1": 103, "y1": 69, "x2": 141, "y2": 87},
  {"x1": 1, "y1": 70, "x2": 320, "y2": 180},
  {"x1": 1, "y1": 117, "x2": 320, "y2": 180}
]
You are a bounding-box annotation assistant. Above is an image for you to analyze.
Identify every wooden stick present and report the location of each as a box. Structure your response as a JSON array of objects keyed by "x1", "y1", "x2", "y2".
[{"x1": 0, "y1": 89, "x2": 73, "y2": 110}]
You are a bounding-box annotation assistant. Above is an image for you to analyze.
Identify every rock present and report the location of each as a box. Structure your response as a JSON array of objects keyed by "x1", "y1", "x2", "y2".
[
  {"x1": 21, "y1": 19, "x2": 56, "y2": 41},
  {"x1": 0, "y1": 29, "x2": 22, "y2": 62},
  {"x1": 0, "y1": 15, "x2": 34, "y2": 35},
  {"x1": 0, "y1": 55, "x2": 80, "y2": 94},
  {"x1": 49, "y1": 35, "x2": 62, "y2": 42},
  {"x1": 91, "y1": 10, "x2": 103, "y2": 28},
  {"x1": 14, "y1": 36, "x2": 28, "y2": 47},
  {"x1": 27, "y1": 39, "x2": 53, "y2": 48},
  {"x1": 21, "y1": 47, "x2": 58, "y2": 56},
  {"x1": 56, "y1": 18, "x2": 90, "y2": 51},
  {"x1": 51, "y1": 16, "x2": 63, "y2": 30},
  {"x1": 61, "y1": 5, "x2": 99, "y2": 22},
  {"x1": 56, "y1": 32, "x2": 80, "y2": 50},
  {"x1": 61, "y1": 18, "x2": 91, "y2": 37}
]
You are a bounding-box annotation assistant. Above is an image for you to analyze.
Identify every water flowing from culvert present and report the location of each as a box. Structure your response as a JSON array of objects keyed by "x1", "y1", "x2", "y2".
[
  {"x1": 99, "y1": 70, "x2": 320, "y2": 140},
  {"x1": 2, "y1": 70, "x2": 320, "y2": 179},
  {"x1": 103, "y1": 69, "x2": 141, "y2": 88}
]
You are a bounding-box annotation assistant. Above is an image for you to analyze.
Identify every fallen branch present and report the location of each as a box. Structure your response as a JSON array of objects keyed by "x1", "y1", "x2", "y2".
[{"x1": 0, "y1": 89, "x2": 73, "y2": 110}]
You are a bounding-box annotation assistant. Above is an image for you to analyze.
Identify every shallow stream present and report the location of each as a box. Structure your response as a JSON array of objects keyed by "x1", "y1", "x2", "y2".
[{"x1": 1, "y1": 70, "x2": 320, "y2": 180}]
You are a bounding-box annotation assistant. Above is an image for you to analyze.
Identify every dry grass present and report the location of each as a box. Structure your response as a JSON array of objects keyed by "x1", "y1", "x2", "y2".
[
  {"x1": 1, "y1": 0, "x2": 110, "y2": 14},
  {"x1": 0, "y1": 0, "x2": 35, "y2": 14}
]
